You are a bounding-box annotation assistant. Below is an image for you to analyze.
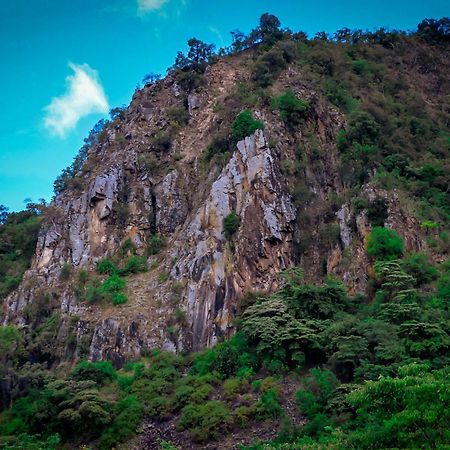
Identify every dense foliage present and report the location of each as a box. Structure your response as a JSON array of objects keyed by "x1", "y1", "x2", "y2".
[
  {"x1": 1, "y1": 226, "x2": 448, "y2": 448},
  {"x1": 0, "y1": 204, "x2": 43, "y2": 300}
]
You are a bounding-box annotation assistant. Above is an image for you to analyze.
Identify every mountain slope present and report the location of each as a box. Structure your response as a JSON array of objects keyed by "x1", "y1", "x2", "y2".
[{"x1": 0, "y1": 14, "x2": 449, "y2": 450}]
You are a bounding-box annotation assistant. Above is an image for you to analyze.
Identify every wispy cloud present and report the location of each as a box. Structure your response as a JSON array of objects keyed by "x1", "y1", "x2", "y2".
[
  {"x1": 137, "y1": 0, "x2": 169, "y2": 13},
  {"x1": 44, "y1": 63, "x2": 109, "y2": 137},
  {"x1": 209, "y1": 26, "x2": 224, "y2": 46}
]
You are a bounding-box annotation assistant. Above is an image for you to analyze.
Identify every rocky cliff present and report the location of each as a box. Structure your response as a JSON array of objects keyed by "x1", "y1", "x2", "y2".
[{"x1": 2, "y1": 42, "x2": 447, "y2": 367}]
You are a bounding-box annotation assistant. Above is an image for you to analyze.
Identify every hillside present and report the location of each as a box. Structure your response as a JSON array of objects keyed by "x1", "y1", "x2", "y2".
[{"x1": 0, "y1": 14, "x2": 449, "y2": 450}]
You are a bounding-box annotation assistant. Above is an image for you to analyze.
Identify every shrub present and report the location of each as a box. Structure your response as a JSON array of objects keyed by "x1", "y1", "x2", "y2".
[
  {"x1": 224, "y1": 211, "x2": 240, "y2": 239},
  {"x1": 112, "y1": 202, "x2": 130, "y2": 228},
  {"x1": 366, "y1": 197, "x2": 388, "y2": 227},
  {"x1": 191, "y1": 333, "x2": 254, "y2": 378},
  {"x1": 178, "y1": 401, "x2": 230, "y2": 441},
  {"x1": 60, "y1": 262, "x2": 71, "y2": 281},
  {"x1": 319, "y1": 223, "x2": 341, "y2": 248},
  {"x1": 102, "y1": 273, "x2": 126, "y2": 295},
  {"x1": 366, "y1": 227, "x2": 404, "y2": 261},
  {"x1": 223, "y1": 377, "x2": 249, "y2": 400},
  {"x1": 99, "y1": 396, "x2": 143, "y2": 450},
  {"x1": 120, "y1": 256, "x2": 147, "y2": 275},
  {"x1": 78, "y1": 269, "x2": 89, "y2": 285},
  {"x1": 251, "y1": 46, "x2": 288, "y2": 87},
  {"x1": 83, "y1": 279, "x2": 104, "y2": 303},
  {"x1": 147, "y1": 233, "x2": 164, "y2": 255},
  {"x1": 70, "y1": 361, "x2": 116, "y2": 384},
  {"x1": 96, "y1": 259, "x2": 118, "y2": 275},
  {"x1": 167, "y1": 106, "x2": 189, "y2": 126},
  {"x1": 271, "y1": 89, "x2": 310, "y2": 128},
  {"x1": 231, "y1": 110, "x2": 264, "y2": 141},
  {"x1": 255, "y1": 388, "x2": 283, "y2": 420},
  {"x1": 296, "y1": 369, "x2": 338, "y2": 418},
  {"x1": 203, "y1": 136, "x2": 231, "y2": 163},
  {"x1": 153, "y1": 130, "x2": 175, "y2": 153},
  {"x1": 234, "y1": 405, "x2": 256, "y2": 428},
  {"x1": 325, "y1": 80, "x2": 357, "y2": 113},
  {"x1": 112, "y1": 292, "x2": 128, "y2": 305},
  {"x1": 352, "y1": 59, "x2": 371, "y2": 76},
  {"x1": 401, "y1": 253, "x2": 438, "y2": 286}
]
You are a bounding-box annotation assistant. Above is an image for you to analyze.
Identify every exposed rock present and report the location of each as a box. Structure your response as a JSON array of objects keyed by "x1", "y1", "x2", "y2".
[{"x1": 187, "y1": 93, "x2": 200, "y2": 115}]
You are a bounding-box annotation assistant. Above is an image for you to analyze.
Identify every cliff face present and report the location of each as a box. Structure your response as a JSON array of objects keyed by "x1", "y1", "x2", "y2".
[{"x1": 2, "y1": 50, "x2": 444, "y2": 366}]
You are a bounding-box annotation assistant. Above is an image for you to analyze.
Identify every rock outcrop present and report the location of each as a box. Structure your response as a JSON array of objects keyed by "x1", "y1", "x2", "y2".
[{"x1": 2, "y1": 55, "x2": 437, "y2": 366}]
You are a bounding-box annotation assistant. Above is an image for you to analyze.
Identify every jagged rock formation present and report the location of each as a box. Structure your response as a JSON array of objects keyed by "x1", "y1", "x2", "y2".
[{"x1": 1, "y1": 52, "x2": 442, "y2": 367}]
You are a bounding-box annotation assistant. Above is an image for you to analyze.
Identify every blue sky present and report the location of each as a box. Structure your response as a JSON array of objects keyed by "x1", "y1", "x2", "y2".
[{"x1": 0, "y1": 0, "x2": 448, "y2": 211}]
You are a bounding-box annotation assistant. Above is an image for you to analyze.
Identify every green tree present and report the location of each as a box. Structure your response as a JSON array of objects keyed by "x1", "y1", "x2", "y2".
[
  {"x1": 271, "y1": 89, "x2": 310, "y2": 128},
  {"x1": 231, "y1": 110, "x2": 264, "y2": 141},
  {"x1": 367, "y1": 227, "x2": 404, "y2": 261}
]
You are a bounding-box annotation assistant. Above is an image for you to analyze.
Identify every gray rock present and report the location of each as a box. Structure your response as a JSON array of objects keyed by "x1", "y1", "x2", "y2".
[{"x1": 187, "y1": 93, "x2": 200, "y2": 115}]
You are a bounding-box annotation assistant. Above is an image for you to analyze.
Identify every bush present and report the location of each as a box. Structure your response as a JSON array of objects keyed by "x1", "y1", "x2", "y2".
[
  {"x1": 224, "y1": 211, "x2": 240, "y2": 239},
  {"x1": 296, "y1": 369, "x2": 338, "y2": 418},
  {"x1": 366, "y1": 227, "x2": 404, "y2": 261},
  {"x1": 112, "y1": 202, "x2": 130, "y2": 228},
  {"x1": 326, "y1": 80, "x2": 357, "y2": 112},
  {"x1": 178, "y1": 401, "x2": 230, "y2": 441},
  {"x1": 251, "y1": 46, "x2": 288, "y2": 87},
  {"x1": 147, "y1": 233, "x2": 164, "y2": 255},
  {"x1": 96, "y1": 259, "x2": 118, "y2": 275},
  {"x1": 366, "y1": 197, "x2": 388, "y2": 227},
  {"x1": 167, "y1": 106, "x2": 189, "y2": 126},
  {"x1": 255, "y1": 388, "x2": 283, "y2": 420},
  {"x1": 401, "y1": 253, "x2": 438, "y2": 286},
  {"x1": 99, "y1": 396, "x2": 143, "y2": 450},
  {"x1": 223, "y1": 377, "x2": 249, "y2": 400},
  {"x1": 203, "y1": 136, "x2": 231, "y2": 163},
  {"x1": 234, "y1": 405, "x2": 256, "y2": 428},
  {"x1": 231, "y1": 110, "x2": 264, "y2": 141},
  {"x1": 120, "y1": 256, "x2": 147, "y2": 275},
  {"x1": 271, "y1": 89, "x2": 310, "y2": 128},
  {"x1": 102, "y1": 273, "x2": 126, "y2": 296},
  {"x1": 83, "y1": 279, "x2": 104, "y2": 303},
  {"x1": 60, "y1": 262, "x2": 71, "y2": 281},
  {"x1": 70, "y1": 361, "x2": 116, "y2": 384},
  {"x1": 112, "y1": 292, "x2": 128, "y2": 305}
]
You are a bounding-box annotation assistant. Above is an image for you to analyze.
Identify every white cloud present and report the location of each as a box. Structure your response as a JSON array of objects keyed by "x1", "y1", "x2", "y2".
[
  {"x1": 209, "y1": 26, "x2": 224, "y2": 46},
  {"x1": 138, "y1": 0, "x2": 169, "y2": 12},
  {"x1": 44, "y1": 63, "x2": 109, "y2": 137}
]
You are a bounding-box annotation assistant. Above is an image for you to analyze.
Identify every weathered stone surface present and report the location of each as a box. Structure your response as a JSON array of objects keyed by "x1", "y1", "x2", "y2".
[
  {"x1": 187, "y1": 93, "x2": 200, "y2": 115},
  {"x1": 170, "y1": 130, "x2": 296, "y2": 349},
  {"x1": 2, "y1": 58, "x2": 439, "y2": 366}
]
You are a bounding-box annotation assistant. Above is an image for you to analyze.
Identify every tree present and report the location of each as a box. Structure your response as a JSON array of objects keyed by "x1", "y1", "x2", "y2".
[
  {"x1": 347, "y1": 365, "x2": 450, "y2": 449},
  {"x1": 0, "y1": 205, "x2": 9, "y2": 224},
  {"x1": 257, "y1": 13, "x2": 283, "y2": 45},
  {"x1": 271, "y1": 89, "x2": 310, "y2": 128},
  {"x1": 367, "y1": 227, "x2": 404, "y2": 261},
  {"x1": 109, "y1": 106, "x2": 126, "y2": 121},
  {"x1": 230, "y1": 29, "x2": 246, "y2": 53},
  {"x1": 231, "y1": 110, "x2": 264, "y2": 141},
  {"x1": 416, "y1": 18, "x2": 450, "y2": 43},
  {"x1": 142, "y1": 72, "x2": 161, "y2": 86},
  {"x1": 173, "y1": 38, "x2": 215, "y2": 74}
]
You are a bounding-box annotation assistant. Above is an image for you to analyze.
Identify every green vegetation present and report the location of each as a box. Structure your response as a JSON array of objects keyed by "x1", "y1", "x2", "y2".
[
  {"x1": 223, "y1": 211, "x2": 240, "y2": 239},
  {"x1": 231, "y1": 110, "x2": 264, "y2": 141},
  {"x1": 0, "y1": 203, "x2": 43, "y2": 300},
  {"x1": 271, "y1": 89, "x2": 310, "y2": 128},
  {"x1": 367, "y1": 226, "x2": 404, "y2": 260},
  {"x1": 1, "y1": 231, "x2": 449, "y2": 448}
]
